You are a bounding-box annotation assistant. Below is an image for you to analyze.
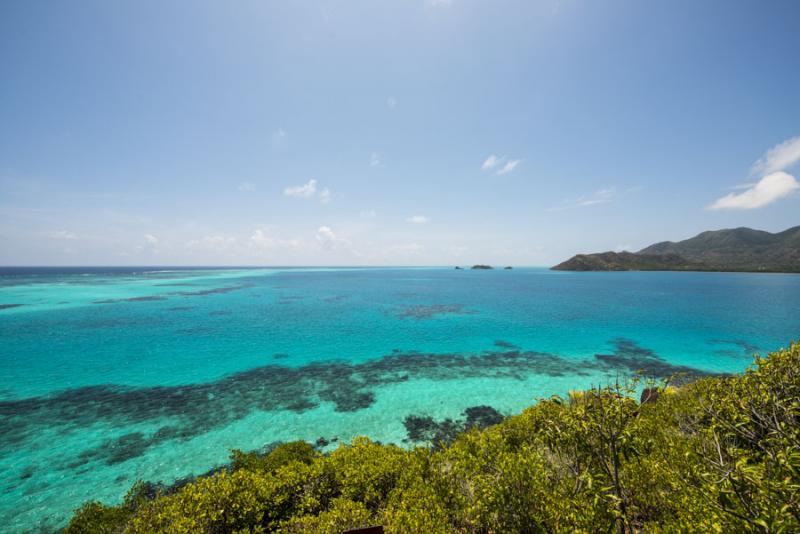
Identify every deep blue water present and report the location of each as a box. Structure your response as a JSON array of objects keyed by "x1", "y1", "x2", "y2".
[{"x1": 0, "y1": 266, "x2": 798, "y2": 532}]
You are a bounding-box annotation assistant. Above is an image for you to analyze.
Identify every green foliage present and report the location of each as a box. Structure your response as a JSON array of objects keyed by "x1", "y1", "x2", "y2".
[
  {"x1": 65, "y1": 342, "x2": 800, "y2": 533},
  {"x1": 230, "y1": 441, "x2": 319, "y2": 473},
  {"x1": 63, "y1": 501, "x2": 131, "y2": 534},
  {"x1": 280, "y1": 498, "x2": 373, "y2": 533}
]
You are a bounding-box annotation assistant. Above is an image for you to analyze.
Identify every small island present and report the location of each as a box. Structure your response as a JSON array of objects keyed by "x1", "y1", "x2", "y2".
[
  {"x1": 553, "y1": 226, "x2": 800, "y2": 273},
  {"x1": 471, "y1": 264, "x2": 493, "y2": 270}
]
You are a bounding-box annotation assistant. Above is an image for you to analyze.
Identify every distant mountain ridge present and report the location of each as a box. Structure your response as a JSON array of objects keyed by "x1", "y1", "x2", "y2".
[{"x1": 552, "y1": 226, "x2": 800, "y2": 273}]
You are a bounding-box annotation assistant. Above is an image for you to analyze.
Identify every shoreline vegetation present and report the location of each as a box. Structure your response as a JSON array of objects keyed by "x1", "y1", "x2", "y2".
[
  {"x1": 552, "y1": 225, "x2": 800, "y2": 273},
  {"x1": 66, "y1": 342, "x2": 800, "y2": 533}
]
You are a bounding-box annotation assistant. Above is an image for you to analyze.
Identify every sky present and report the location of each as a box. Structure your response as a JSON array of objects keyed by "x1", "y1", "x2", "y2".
[{"x1": 1, "y1": 0, "x2": 799, "y2": 266}]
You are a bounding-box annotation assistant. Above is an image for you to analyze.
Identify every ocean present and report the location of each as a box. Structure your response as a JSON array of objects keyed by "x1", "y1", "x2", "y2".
[{"x1": 1, "y1": 266, "x2": 798, "y2": 532}]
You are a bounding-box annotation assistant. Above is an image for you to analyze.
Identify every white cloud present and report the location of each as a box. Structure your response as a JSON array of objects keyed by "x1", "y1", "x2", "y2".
[
  {"x1": 319, "y1": 188, "x2": 332, "y2": 204},
  {"x1": 316, "y1": 226, "x2": 336, "y2": 244},
  {"x1": 407, "y1": 215, "x2": 430, "y2": 224},
  {"x1": 283, "y1": 179, "x2": 332, "y2": 203},
  {"x1": 250, "y1": 229, "x2": 276, "y2": 248},
  {"x1": 548, "y1": 187, "x2": 617, "y2": 212},
  {"x1": 577, "y1": 188, "x2": 615, "y2": 207},
  {"x1": 370, "y1": 152, "x2": 381, "y2": 167},
  {"x1": 707, "y1": 171, "x2": 799, "y2": 210},
  {"x1": 481, "y1": 154, "x2": 498, "y2": 171},
  {"x1": 237, "y1": 182, "x2": 256, "y2": 192},
  {"x1": 481, "y1": 154, "x2": 521, "y2": 175},
  {"x1": 731, "y1": 182, "x2": 758, "y2": 190},
  {"x1": 136, "y1": 233, "x2": 160, "y2": 254},
  {"x1": 387, "y1": 97, "x2": 397, "y2": 109},
  {"x1": 708, "y1": 136, "x2": 800, "y2": 211},
  {"x1": 250, "y1": 229, "x2": 300, "y2": 249},
  {"x1": 315, "y1": 225, "x2": 351, "y2": 250},
  {"x1": 496, "y1": 159, "x2": 521, "y2": 175},
  {"x1": 752, "y1": 136, "x2": 800, "y2": 176},
  {"x1": 186, "y1": 235, "x2": 236, "y2": 252},
  {"x1": 49, "y1": 230, "x2": 77, "y2": 240},
  {"x1": 284, "y1": 179, "x2": 318, "y2": 198}
]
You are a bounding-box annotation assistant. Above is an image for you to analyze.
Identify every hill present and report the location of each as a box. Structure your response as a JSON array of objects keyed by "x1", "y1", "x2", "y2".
[{"x1": 552, "y1": 226, "x2": 800, "y2": 272}]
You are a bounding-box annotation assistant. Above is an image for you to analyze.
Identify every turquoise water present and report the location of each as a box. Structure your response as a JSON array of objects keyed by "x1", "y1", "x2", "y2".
[{"x1": 1, "y1": 266, "x2": 799, "y2": 532}]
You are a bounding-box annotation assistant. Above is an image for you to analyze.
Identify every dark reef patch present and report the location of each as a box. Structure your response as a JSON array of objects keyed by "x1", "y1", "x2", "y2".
[
  {"x1": 167, "y1": 306, "x2": 194, "y2": 312},
  {"x1": 404, "y1": 405, "x2": 506, "y2": 448},
  {"x1": 93, "y1": 295, "x2": 168, "y2": 304},
  {"x1": 595, "y1": 338, "x2": 719, "y2": 381},
  {"x1": 174, "y1": 284, "x2": 253, "y2": 297},
  {"x1": 464, "y1": 405, "x2": 505, "y2": 428},
  {"x1": 19, "y1": 465, "x2": 35, "y2": 480},
  {"x1": 209, "y1": 310, "x2": 231, "y2": 316},
  {"x1": 272, "y1": 353, "x2": 290, "y2": 360},
  {"x1": 0, "y1": 339, "x2": 712, "y2": 467},
  {"x1": 396, "y1": 304, "x2": 472, "y2": 320},
  {"x1": 494, "y1": 340, "x2": 518, "y2": 349},
  {"x1": 176, "y1": 326, "x2": 216, "y2": 336},
  {"x1": 0, "y1": 304, "x2": 24, "y2": 310},
  {"x1": 709, "y1": 339, "x2": 761, "y2": 358},
  {"x1": 75, "y1": 317, "x2": 156, "y2": 330}
]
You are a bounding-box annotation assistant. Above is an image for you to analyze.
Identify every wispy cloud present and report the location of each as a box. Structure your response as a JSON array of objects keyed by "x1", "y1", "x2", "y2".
[
  {"x1": 387, "y1": 97, "x2": 397, "y2": 109},
  {"x1": 237, "y1": 181, "x2": 256, "y2": 192},
  {"x1": 577, "y1": 188, "x2": 615, "y2": 207},
  {"x1": 316, "y1": 226, "x2": 353, "y2": 252},
  {"x1": 319, "y1": 188, "x2": 332, "y2": 204},
  {"x1": 49, "y1": 230, "x2": 77, "y2": 240},
  {"x1": 708, "y1": 172, "x2": 799, "y2": 210},
  {"x1": 283, "y1": 179, "x2": 333, "y2": 204},
  {"x1": 136, "y1": 233, "x2": 160, "y2": 254},
  {"x1": 186, "y1": 234, "x2": 236, "y2": 252},
  {"x1": 548, "y1": 187, "x2": 618, "y2": 212},
  {"x1": 496, "y1": 159, "x2": 521, "y2": 175},
  {"x1": 407, "y1": 215, "x2": 430, "y2": 224},
  {"x1": 250, "y1": 228, "x2": 300, "y2": 250},
  {"x1": 284, "y1": 179, "x2": 318, "y2": 198},
  {"x1": 751, "y1": 136, "x2": 800, "y2": 176},
  {"x1": 370, "y1": 152, "x2": 381, "y2": 167},
  {"x1": 709, "y1": 136, "x2": 800, "y2": 210},
  {"x1": 481, "y1": 154, "x2": 498, "y2": 171},
  {"x1": 481, "y1": 154, "x2": 521, "y2": 175}
]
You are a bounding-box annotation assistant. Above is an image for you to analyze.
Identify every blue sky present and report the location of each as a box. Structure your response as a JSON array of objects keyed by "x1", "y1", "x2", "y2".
[{"x1": 1, "y1": 0, "x2": 799, "y2": 266}]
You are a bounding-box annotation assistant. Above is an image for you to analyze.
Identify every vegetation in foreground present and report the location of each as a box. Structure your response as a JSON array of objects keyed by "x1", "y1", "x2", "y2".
[{"x1": 66, "y1": 342, "x2": 800, "y2": 533}]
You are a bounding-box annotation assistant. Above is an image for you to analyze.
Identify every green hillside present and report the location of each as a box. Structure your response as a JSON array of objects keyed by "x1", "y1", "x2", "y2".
[{"x1": 553, "y1": 226, "x2": 800, "y2": 272}]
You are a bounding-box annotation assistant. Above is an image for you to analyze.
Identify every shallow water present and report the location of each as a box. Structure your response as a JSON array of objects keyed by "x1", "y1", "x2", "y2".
[{"x1": 1, "y1": 266, "x2": 798, "y2": 532}]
